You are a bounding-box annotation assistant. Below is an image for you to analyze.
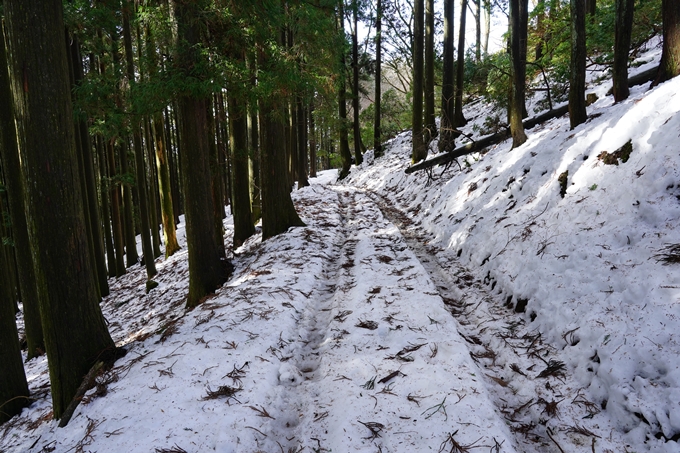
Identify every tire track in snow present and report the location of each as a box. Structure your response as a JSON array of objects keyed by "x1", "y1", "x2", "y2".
[
  {"x1": 267, "y1": 185, "x2": 519, "y2": 452},
  {"x1": 370, "y1": 190, "x2": 633, "y2": 453}
]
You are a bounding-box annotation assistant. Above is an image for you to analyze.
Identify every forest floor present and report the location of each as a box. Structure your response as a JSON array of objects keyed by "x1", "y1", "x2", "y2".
[
  {"x1": 3, "y1": 180, "x2": 637, "y2": 453},
  {"x1": 4, "y1": 41, "x2": 680, "y2": 453}
]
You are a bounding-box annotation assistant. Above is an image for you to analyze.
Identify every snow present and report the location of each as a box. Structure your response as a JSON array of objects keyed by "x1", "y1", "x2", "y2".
[{"x1": 4, "y1": 45, "x2": 680, "y2": 452}]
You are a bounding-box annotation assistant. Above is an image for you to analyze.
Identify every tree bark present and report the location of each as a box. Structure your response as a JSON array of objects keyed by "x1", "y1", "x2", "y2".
[
  {"x1": 123, "y1": 0, "x2": 156, "y2": 278},
  {"x1": 454, "y1": 0, "x2": 468, "y2": 127},
  {"x1": 173, "y1": 0, "x2": 231, "y2": 309},
  {"x1": 439, "y1": 0, "x2": 457, "y2": 152},
  {"x1": 612, "y1": 0, "x2": 635, "y2": 102},
  {"x1": 569, "y1": 0, "x2": 588, "y2": 129},
  {"x1": 96, "y1": 136, "x2": 117, "y2": 276},
  {"x1": 509, "y1": 0, "x2": 528, "y2": 147},
  {"x1": 228, "y1": 72, "x2": 256, "y2": 248},
  {"x1": 374, "y1": 0, "x2": 383, "y2": 158},
  {"x1": 474, "y1": 0, "x2": 482, "y2": 61},
  {"x1": 338, "y1": 0, "x2": 352, "y2": 178},
  {"x1": 309, "y1": 99, "x2": 318, "y2": 177},
  {"x1": 297, "y1": 98, "x2": 310, "y2": 188},
  {"x1": 0, "y1": 244, "x2": 29, "y2": 425},
  {"x1": 352, "y1": 0, "x2": 363, "y2": 165},
  {"x1": 412, "y1": 0, "x2": 426, "y2": 163},
  {"x1": 207, "y1": 100, "x2": 227, "y2": 260},
  {"x1": 424, "y1": 0, "x2": 437, "y2": 141},
  {"x1": 247, "y1": 55, "x2": 262, "y2": 221},
  {"x1": 151, "y1": 111, "x2": 180, "y2": 257},
  {"x1": 654, "y1": 0, "x2": 680, "y2": 85},
  {"x1": 0, "y1": 23, "x2": 44, "y2": 359},
  {"x1": 106, "y1": 140, "x2": 127, "y2": 277},
  {"x1": 4, "y1": 0, "x2": 116, "y2": 419}
]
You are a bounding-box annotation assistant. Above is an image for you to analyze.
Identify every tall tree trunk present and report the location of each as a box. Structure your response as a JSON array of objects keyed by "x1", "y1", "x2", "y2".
[
  {"x1": 107, "y1": 141, "x2": 127, "y2": 277},
  {"x1": 569, "y1": 0, "x2": 588, "y2": 129},
  {"x1": 309, "y1": 100, "x2": 317, "y2": 177},
  {"x1": 207, "y1": 100, "x2": 227, "y2": 260},
  {"x1": 247, "y1": 54, "x2": 262, "y2": 221},
  {"x1": 0, "y1": 23, "x2": 44, "y2": 360},
  {"x1": 654, "y1": 0, "x2": 680, "y2": 85},
  {"x1": 585, "y1": 0, "x2": 596, "y2": 16},
  {"x1": 338, "y1": 0, "x2": 352, "y2": 178},
  {"x1": 96, "y1": 136, "x2": 118, "y2": 275},
  {"x1": 145, "y1": 118, "x2": 163, "y2": 259},
  {"x1": 4, "y1": 0, "x2": 116, "y2": 420},
  {"x1": 474, "y1": 0, "x2": 482, "y2": 60},
  {"x1": 172, "y1": 0, "x2": 231, "y2": 309},
  {"x1": 68, "y1": 37, "x2": 109, "y2": 297},
  {"x1": 424, "y1": 0, "x2": 437, "y2": 141},
  {"x1": 612, "y1": 0, "x2": 635, "y2": 102},
  {"x1": 123, "y1": 0, "x2": 156, "y2": 278},
  {"x1": 412, "y1": 0, "x2": 426, "y2": 163},
  {"x1": 228, "y1": 67, "x2": 255, "y2": 248},
  {"x1": 66, "y1": 31, "x2": 101, "y2": 302},
  {"x1": 483, "y1": 0, "x2": 491, "y2": 54},
  {"x1": 152, "y1": 112, "x2": 180, "y2": 257},
  {"x1": 0, "y1": 242, "x2": 29, "y2": 424},
  {"x1": 509, "y1": 0, "x2": 528, "y2": 147},
  {"x1": 439, "y1": 0, "x2": 457, "y2": 152},
  {"x1": 297, "y1": 98, "x2": 310, "y2": 188},
  {"x1": 374, "y1": 0, "x2": 383, "y2": 158},
  {"x1": 454, "y1": 0, "x2": 468, "y2": 127},
  {"x1": 352, "y1": 0, "x2": 363, "y2": 165},
  {"x1": 535, "y1": 0, "x2": 546, "y2": 61}
]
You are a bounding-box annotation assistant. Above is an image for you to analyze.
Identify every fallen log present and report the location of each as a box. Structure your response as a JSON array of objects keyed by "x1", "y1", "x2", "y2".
[
  {"x1": 606, "y1": 65, "x2": 659, "y2": 96},
  {"x1": 405, "y1": 103, "x2": 569, "y2": 174},
  {"x1": 405, "y1": 65, "x2": 660, "y2": 175}
]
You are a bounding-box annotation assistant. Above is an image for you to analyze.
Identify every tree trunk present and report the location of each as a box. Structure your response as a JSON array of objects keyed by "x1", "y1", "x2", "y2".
[
  {"x1": 0, "y1": 24, "x2": 45, "y2": 360},
  {"x1": 70, "y1": 43, "x2": 109, "y2": 298},
  {"x1": 424, "y1": 0, "x2": 437, "y2": 141},
  {"x1": 309, "y1": 99, "x2": 318, "y2": 177},
  {"x1": 206, "y1": 100, "x2": 227, "y2": 261},
  {"x1": 173, "y1": 0, "x2": 231, "y2": 309},
  {"x1": 145, "y1": 117, "x2": 163, "y2": 259},
  {"x1": 247, "y1": 54, "x2": 262, "y2": 221},
  {"x1": 612, "y1": 0, "x2": 635, "y2": 102},
  {"x1": 439, "y1": 0, "x2": 457, "y2": 152},
  {"x1": 585, "y1": 0, "x2": 596, "y2": 16},
  {"x1": 352, "y1": 0, "x2": 363, "y2": 166},
  {"x1": 0, "y1": 244, "x2": 29, "y2": 425},
  {"x1": 95, "y1": 136, "x2": 116, "y2": 277},
  {"x1": 228, "y1": 72, "x2": 256, "y2": 248},
  {"x1": 412, "y1": 0, "x2": 426, "y2": 163},
  {"x1": 123, "y1": 0, "x2": 156, "y2": 278},
  {"x1": 296, "y1": 99, "x2": 310, "y2": 188},
  {"x1": 4, "y1": 0, "x2": 116, "y2": 420},
  {"x1": 569, "y1": 0, "x2": 588, "y2": 129},
  {"x1": 535, "y1": 0, "x2": 546, "y2": 61},
  {"x1": 106, "y1": 140, "x2": 127, "y2": 277},
  {"x1": 509, "y1": 0, "x2": 528, "y2": 147},
  {"x1": 454, "y1": 0, "x2": 468, "y2": 127},
  {"x1": 374, "y1": 0, "x2": 383, "y2": 158},
  {"x1": 338, "y1": 0, "x2": 352, "y2": 178},
  {"x1": 152, "y1": 112, "x2": 180, "y2": 257},
  {"x1": 654, "y1": 0, "x2": 680, "y2": 85},
  {"x1": 474, "y1": 0, "x2": 482, "y2": 60},
  {"x1": 483, "y1": 0, "x2": 491, "y2": 54}
]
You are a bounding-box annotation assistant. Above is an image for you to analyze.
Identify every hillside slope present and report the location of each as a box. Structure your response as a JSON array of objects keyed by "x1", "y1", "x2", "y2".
[{"x1": 347, "y1": 62, "x2": 680, "y2": 451}]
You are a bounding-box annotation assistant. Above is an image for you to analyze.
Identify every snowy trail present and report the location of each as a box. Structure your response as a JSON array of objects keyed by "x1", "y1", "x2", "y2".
[
  {"x1": 369, "y1": 190, "x2": 634, "y2": 452},
  {"x1": 249, "y1": 185, "x2": 519, "y2": 452}
]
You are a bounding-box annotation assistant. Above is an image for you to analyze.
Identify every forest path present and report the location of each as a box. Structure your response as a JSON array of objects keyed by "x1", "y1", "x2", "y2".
[
  {"x1": 367, "y1": 189, "x2": 632, "y2": 453},
  {"x1": 261, "y1": 185, "x2": 519, "y2": 452}
]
